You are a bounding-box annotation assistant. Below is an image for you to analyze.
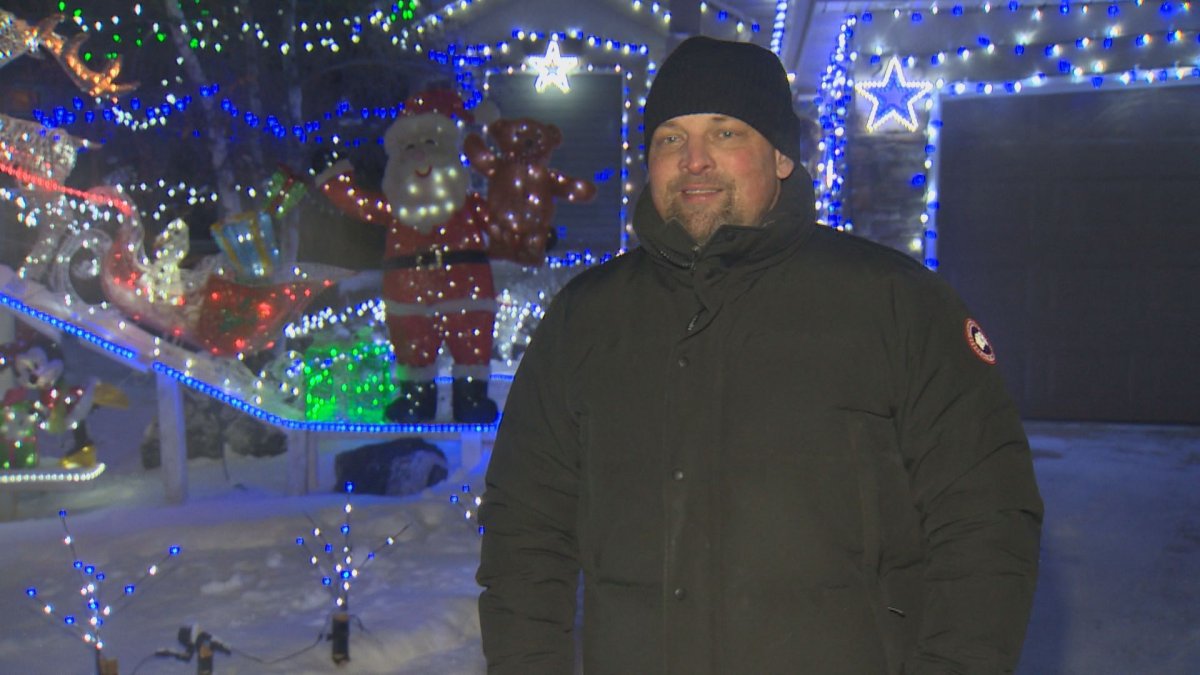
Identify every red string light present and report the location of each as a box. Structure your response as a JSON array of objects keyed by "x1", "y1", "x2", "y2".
[{"x1": 0, "y1": 159, "x2": 134, "y2": 216}]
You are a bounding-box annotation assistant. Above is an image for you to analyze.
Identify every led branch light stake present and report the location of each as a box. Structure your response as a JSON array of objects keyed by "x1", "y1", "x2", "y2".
[
  {"x1": 295, "y1": 482, "x2": 410, "y2": 665},
  {"x1": 449, "y1": 482, "x2": 485, "y2": 535},
  {"x1": 156, "y1": 624, "x2": 231, "y2": 675},
  {"x1": 23, "y1": 510, "x2": 182, "y2": 675}
]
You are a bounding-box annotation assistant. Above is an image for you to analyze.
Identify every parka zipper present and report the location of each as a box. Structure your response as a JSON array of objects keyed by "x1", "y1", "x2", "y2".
[{"x1": 651, "y1": 243, "x2": 696, "y2": 271}]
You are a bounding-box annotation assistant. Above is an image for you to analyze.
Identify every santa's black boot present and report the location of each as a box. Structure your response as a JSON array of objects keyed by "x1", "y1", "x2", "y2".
[
  {"x1": 385, "y1": 380, "x2": 438, "y2": 423},
  {"x1": 452, "y1": 378, "x2": 499, "y2": 424}
]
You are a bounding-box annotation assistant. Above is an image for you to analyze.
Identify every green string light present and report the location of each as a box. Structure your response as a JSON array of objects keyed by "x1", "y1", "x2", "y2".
[{"x1": 43, "y1": 2, "x2": 428, "y2": 60}]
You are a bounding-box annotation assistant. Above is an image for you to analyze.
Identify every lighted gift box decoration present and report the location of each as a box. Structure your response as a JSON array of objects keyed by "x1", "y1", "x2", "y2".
[
  {"x1": 211, "y1": 210, "x2": 280, "y2": 282},
  {"x1": 1, "y1": 401, "x2": 39, "y2": 469},
  {"x1": 210, "y1": 170, "x2": 306, "y2": 283},
  {"x1": 301, "y1": 339, "x2": 397, "y2": 424}
]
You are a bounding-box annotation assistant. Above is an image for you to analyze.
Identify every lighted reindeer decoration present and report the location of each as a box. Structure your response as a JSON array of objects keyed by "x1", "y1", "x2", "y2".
[{"x1": 0, "y1": 10, "x2": 137, "y2": 99}]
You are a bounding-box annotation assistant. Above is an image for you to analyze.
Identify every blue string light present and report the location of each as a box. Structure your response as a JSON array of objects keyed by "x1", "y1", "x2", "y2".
[
  {"x1": 31, "y1": 83, "x2": 409, "y2": 151},
  {"x1": 0, "y1": 293, "x2": 139, "y2": 363},
  {"x1": 22, "y1": 0, "x2": 676, "y2": 227},
  {"x1": 26, "y1": 8, "x2": 671, "y2": 164}
]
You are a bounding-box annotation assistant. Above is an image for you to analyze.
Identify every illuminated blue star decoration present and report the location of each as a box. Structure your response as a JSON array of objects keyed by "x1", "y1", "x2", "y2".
[
  {"x1": 526, "y1": 40, "x2": 579, "y2": 94},
  {"x1": 854, "y1": 56, "x2": 933, "y2": 132}
]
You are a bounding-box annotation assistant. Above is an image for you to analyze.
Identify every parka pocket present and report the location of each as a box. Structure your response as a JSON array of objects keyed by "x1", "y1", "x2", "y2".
[
  {"x1": 843, "y1": 408, "x2": 925, "y2": 673},
  {"x1": 842, "y1": 408, "x2": 899, "y2": 575}
]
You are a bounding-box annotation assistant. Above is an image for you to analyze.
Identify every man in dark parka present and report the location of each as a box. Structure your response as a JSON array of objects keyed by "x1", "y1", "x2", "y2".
[{"x1": 477, "y1": 36, "x2": 1043, "y2": 675}]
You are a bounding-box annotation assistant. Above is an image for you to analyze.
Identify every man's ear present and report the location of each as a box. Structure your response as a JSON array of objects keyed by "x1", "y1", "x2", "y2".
[{"x1": 775, "y1": 150, "x2": 796, "y2": 180}]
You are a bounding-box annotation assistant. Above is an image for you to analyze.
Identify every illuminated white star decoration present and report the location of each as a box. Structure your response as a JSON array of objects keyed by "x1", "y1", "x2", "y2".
[
  {"x1": 526, "y1": 39, "x2": 579, "y2": 94},
  {"x1": 854, "y1": 56, "x2": 934, "y2": 133}
]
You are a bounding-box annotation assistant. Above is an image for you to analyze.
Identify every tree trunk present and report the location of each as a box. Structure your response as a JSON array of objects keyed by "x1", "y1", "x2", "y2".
[
  {"x1": 162, "y1": 0, "x2": 242, "y2": 217},
  {"x1": 238, "y1": 0, "x2": 266, "y2": 171},
  {"x1": 277, "y1": 0, "x2": 304, "y2": 265}
]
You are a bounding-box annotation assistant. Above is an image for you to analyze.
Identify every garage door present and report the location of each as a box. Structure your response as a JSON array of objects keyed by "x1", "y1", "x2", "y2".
[{"x1": 937, "y1": 85, "x2": 1200, "y2": 424}]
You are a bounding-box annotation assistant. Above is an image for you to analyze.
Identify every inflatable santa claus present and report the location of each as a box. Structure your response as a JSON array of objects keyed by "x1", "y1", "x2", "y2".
[{"x1": 317, "y1": 90, "x2": 498, "y2": 424}]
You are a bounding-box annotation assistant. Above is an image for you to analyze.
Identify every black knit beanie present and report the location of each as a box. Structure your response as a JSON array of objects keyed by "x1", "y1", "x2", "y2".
[{"x1": 644, "y1": 36, "x2": 801, "y2": 161}]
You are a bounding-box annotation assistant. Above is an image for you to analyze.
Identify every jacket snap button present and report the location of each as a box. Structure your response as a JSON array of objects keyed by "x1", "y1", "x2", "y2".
[
  {"x1": 672, "y1": 469, "x2": 684, "y2": 481},
  {"x1": 673, "y1": 587, "x2": 687, "y2": 600},
  {"x1": 677, "y1": 356, "x2": 689, "y2": 368}
]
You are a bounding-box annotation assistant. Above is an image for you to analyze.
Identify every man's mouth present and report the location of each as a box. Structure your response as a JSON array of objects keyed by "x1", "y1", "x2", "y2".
[
  {"x1": 679, "y1": 186, "x2": 723, "y2": 201},
  {"x1": 415, "y1": 166, "x2": 432, "y2": 178}
]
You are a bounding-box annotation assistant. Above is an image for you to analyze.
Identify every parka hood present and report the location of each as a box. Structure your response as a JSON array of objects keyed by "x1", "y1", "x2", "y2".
[{"x1": 632, "y1": 166, "x2": 818, "y2": 271}]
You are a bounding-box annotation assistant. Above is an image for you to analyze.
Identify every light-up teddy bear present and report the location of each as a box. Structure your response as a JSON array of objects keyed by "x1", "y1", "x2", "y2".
[
  {"x1": 463, "y1": 118, "x2": 596, "y2": 266},
  {"x1": 317, "y1": 89, "x2": 498, "y2": 424}
]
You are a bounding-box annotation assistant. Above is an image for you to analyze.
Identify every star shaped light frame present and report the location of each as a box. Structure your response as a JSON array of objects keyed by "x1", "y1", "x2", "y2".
[
  {"x1": 526, "y1": 40, "x2": 579, "y2": 94},
  {"x1": 854, "y1": 56, "x2": 934, "y2": 132}
]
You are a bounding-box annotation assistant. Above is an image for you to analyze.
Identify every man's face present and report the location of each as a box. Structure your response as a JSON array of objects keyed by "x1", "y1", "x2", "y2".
[{"x1": 648, "y1": 114, "x2": 795, "y2": 244}]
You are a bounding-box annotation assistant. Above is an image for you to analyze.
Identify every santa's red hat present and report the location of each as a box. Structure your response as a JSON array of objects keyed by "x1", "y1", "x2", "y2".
[{"x1": 402, "y1": 89, "x2": 474, "y2": 123}]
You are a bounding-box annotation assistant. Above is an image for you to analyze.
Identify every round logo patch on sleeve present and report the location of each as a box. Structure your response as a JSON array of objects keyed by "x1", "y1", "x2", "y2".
[{"x1": 964, "y1": 318, "x2": 997, "y2": 364}]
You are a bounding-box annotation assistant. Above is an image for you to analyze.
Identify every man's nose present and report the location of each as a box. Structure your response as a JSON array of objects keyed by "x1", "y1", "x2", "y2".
[{"x1": 679, "y1": 139, "x2": 714, "y2": 174}]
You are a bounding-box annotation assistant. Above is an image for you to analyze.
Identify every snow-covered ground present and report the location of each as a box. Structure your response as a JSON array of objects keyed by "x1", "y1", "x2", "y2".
[{"x1": 1, "y1": 342, "x2": 1197, "y2": 674}]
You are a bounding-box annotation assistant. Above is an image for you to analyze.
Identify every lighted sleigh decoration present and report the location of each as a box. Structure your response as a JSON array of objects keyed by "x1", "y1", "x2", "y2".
[
  {"x1": 0, "y1": 13, "x2": 332, "y2": 358},
  {"x1": 89, "y1": 179, "x2": 346, "y2": 357}
]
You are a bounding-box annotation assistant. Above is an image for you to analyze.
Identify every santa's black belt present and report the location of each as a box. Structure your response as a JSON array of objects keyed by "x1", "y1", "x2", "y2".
[{"x1": 384, "y1": 249, "x2": 489, "y2": 270}]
